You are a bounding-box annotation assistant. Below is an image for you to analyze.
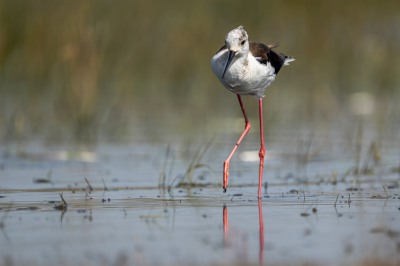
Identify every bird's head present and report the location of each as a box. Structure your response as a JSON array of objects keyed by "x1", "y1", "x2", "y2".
[
  {"x1": 225, "y1": 26, "x2": 249, "y2": 54},
  {"x1": 222, "y1": 26, "x2": 249, "y2": 79}
]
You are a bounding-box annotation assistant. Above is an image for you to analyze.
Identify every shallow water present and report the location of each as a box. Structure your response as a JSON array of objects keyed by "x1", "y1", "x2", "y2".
[{"x1": 0, "y1": 138, "x2": 400, "y2": 266}]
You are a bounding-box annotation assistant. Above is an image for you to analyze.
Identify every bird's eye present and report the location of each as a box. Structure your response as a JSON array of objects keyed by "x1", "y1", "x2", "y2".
[{"x1": 241, "y1": 40, "x2": 246, "y2": 45}]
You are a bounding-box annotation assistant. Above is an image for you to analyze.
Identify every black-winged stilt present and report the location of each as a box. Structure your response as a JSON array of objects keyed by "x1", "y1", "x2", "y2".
[{"x1": 211, "y1": 26, "x2": 294, "y2": 198}]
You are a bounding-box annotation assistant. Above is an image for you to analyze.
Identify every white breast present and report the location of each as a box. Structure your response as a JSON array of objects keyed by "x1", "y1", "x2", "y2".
[{"x1": 211, "y1": 50, "x2": 276, "y2": 98}]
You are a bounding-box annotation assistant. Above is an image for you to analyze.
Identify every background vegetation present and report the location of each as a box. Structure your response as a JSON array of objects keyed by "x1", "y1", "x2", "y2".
[{"x1": 0, "y1": 0, "x2": 399, "y2": 143}]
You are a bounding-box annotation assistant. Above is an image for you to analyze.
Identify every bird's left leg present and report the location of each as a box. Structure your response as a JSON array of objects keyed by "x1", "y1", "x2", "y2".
[
  {"x1": 223, "y1": 95, "x2": 251, "y2": 193},
  {"x1": 258, "y1": 98, "x2": 265, "y2": 199}
]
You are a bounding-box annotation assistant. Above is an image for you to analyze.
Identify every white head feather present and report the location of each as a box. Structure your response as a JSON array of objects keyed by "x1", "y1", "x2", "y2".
[{"x1": 224, "y1": 26, "x2": 249, "y2": 56}]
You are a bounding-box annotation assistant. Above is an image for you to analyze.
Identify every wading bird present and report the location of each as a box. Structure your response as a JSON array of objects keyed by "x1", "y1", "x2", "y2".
[{"x1": 211, "y1": 26, "x2": 294, "y2": 198}]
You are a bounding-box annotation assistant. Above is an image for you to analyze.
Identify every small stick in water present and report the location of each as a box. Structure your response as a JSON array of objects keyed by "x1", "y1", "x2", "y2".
[
  {"x1": 85, "y1": 178, "x2": 93, "y2": 191},
  {"x1": 59, "y1": 193, "x2": 68, "y2": 206},
  {"x1": 334, "y1": 193, "x2": 340, "y2": 207}
]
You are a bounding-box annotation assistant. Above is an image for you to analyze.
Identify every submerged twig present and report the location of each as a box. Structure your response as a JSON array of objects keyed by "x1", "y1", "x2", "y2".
[
  {"x1": 59, "y1": 193, "x2": 68, "y2": 206},
  {"x1": 334, "y1": 193, "x2": 340, "y2": 207},
  {"x1": 85, "y1": 178, "x2": 93, "y2": 191},
  {"x1": 54, "y1": 193, "x2": 68, "y2": 211}
]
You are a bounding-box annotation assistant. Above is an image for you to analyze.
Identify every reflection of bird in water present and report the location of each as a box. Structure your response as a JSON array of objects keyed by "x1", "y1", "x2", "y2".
[
  {"x1": 223, "y1": 205, "x2": 229, "y2": 242},
  {"x1": 222, "y1": 205, "x2": 248, "y2": 261},
  {"x1": 222, "y1": 201, "x2": 264, "y2": 264},
  {"x1": 212, "y1": 26, "x2": 294, "y2": 198},
  {"x1": 258, "y1": 200, "x2": 264, "y2": 265}
]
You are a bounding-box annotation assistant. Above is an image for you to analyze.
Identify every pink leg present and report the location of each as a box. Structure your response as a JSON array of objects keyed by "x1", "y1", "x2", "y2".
[
  {"x1": 223, "y1": 95, "x2": 251, "y2": 192},
  {"x1": 258, "y1": 98, "x2": 265, "y2": 199}
]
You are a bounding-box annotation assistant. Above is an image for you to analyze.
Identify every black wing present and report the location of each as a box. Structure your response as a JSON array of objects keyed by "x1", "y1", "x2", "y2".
[{"x1": 249, "y1": 41, "x2": 285, "y2": 74}]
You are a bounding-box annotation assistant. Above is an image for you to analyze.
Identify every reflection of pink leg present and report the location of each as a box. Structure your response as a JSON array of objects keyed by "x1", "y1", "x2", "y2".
[
  {"x1": 258, "y1": 199, "x2": 264, "y2": 265},
  {"x1": 223, "y1": 205, "x2": 229, "y2": 245},
  {"x1": 258, "y1": 98, "x2": 265, "y2": 199},
  {"x1": 223, "y1": 95, "x2": 251, "y2": 193}
]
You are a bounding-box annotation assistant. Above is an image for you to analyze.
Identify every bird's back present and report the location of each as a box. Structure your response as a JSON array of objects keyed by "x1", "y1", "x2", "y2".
[{"x1": 249, "y1": 42, "x2": 293, "y2": 75}]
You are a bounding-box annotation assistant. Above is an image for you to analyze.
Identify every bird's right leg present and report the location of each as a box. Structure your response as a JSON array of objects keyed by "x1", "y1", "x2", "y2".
[{"x1": 223, "y1": 95, "x2": 251, "y2": 193}]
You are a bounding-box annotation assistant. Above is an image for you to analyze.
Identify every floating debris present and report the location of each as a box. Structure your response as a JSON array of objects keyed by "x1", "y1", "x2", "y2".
[
  {"x1": 33, "y1": 178, "x2": 51, "y2": 183},
  {"x1": 33, "y1": 169, "x2": 52, "y2": 183},
  {"x1": 16, "y1": 207, "x2": 40, "y2": 211},
  {"x1": 231, "y1": 194, "x2": 243, "y2": 201}
]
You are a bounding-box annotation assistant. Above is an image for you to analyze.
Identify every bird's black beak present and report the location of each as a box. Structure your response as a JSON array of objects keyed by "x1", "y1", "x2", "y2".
[{"x1": 222, "y1": 51, "x2": 235, "y2": 79}]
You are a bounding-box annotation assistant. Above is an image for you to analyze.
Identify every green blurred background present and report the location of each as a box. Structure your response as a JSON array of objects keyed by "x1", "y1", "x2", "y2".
[{"x1": 0, "y1": 0, "x2": 399, "y2": 143}]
